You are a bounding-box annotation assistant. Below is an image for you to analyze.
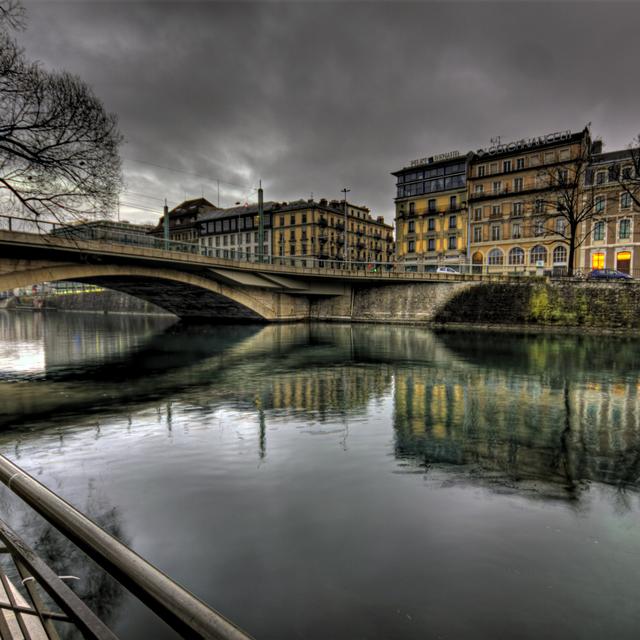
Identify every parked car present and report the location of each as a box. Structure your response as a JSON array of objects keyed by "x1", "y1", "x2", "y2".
[
  {"x1": 436, "y1": 266, "x2": 459, "y2": 274},
  {"x1": 587, "y1": 268, "x2": 633, "y2": 280}
]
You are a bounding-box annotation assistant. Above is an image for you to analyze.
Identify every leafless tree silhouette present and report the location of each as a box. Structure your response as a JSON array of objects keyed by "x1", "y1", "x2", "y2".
[
  {"x1": 0, "y1": 1, "x2": 122, "y2": 225},
  {"x1": 534, "y1": 135, "x2": 597, "y2": 277}
]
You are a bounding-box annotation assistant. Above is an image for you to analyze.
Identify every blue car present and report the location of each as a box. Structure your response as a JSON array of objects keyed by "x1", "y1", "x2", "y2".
[{"x1": 587, "y1": 268, "x2": 633, "y2": 280}]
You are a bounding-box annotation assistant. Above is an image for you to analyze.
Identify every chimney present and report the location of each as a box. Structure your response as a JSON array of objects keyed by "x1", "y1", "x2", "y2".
[{"x1": 591, "y1": 139, "x2": 603, "y2": 155}]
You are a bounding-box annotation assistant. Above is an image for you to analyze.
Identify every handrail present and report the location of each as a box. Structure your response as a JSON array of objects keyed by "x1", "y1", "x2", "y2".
[{"x1": 0, "y1": 454, "x2": 253, "y2": 640}]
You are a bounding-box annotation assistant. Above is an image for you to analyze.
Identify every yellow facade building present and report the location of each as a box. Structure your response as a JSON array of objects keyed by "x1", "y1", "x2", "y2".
[
  {"x1": 392, "y1": 153, "x2": 469, "y2": 270},
  {"x1": 467, "y1": 129, "x2": 590, "y2": 273},
  {"x1": 270, "y1": 198, "x2": 394, "y2": 268}
]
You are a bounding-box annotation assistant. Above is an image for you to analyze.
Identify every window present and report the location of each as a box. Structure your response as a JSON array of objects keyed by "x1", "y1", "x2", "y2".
[
  {"x1": 475, "y1": 184, "x2": 484, "y2": 194},
  {"x1": 246, "y1": 232, "x2": 251, "y2": 243},
  {"x1": 516, "y1": 158, "x2": 525, "y2": 170},
  {"x1": 428, "y1": 199, "x2": 436, "y2": 213},
  {"x1": 617, "y1": 251, "x2": 632, "y2": 274},
  {"x1": 491, "y1": 224, "x2": 501, "y2": 241},
  {"x1": 512, "y1": 202, "x2": 523, "y2": 216},
  {"x1": 450, "y1": 195, "x2": 457, "y2": 210},
  {"x1": 596, "y1": 171, "x2": 606, "y2": 185},
  {"x1": 621, "y1": 192, "x2": 632, "y2": 209},
  {"x1": 514, "y1": 177, "x2": 523, "y2": 192},
  {"x1": 448, "y1": 236, "x2": 457, "y2": 250},
  {"x1": 428, "y1": 238, "x2": 435, "y2": 251},
  {"x1": 492, "y1": 181, "x2": 502, "y2": 194},
  {"x1": 279, "y1": 216, "x2": 284, "y2": 226},
  {"x1": 238, "y1": 218, "x2": 244, "y2": 230},
  {"x1": 555, "y1": 218, "x2": 566, "y2": 235},
  {"x1": 409, "y1": 202, "x2": 415, "y2": 214},
  {"x1": 492, "y1": 205, "x2": 501, "y2": 217},
  {"x1": 534, "y1": 219, "x2": 544, "y2": 236},
  {"x1": 215, "y1": 236, "x2": 220, "y2": 247},
  {"x1": 474, "y1": 207, "x2": 482, "y2": 221},
  {"x1": 449, "y1": 215, "x2": 457, "y2": 229},
  {"x1": 408, "y1": 240, "x2": 415, "y2": 253},
  {"x1": 591, "y1": 252, "x2": 605, "y2": 269},
  {"x1": 503, "y1": 160, "x2": 512, "y2": 173},
  {"x1": 512, "y1": 222, "x2": 521, "y2": 239},
  {"x1": 473, "y1": 225, "x2": 482, "y2": 242},
  {"x1": 593, "y1": 220, "x2": 605, "y2": 241},
  {"x1": 230, "y1": 234, "x2": 236, "y2": 245},
  {"x1": 530, "y1": 245, "x2": 547, "y2": 264},
  {"x1": 553, "y1": 245, "x2": 567, "y2": 264},
  {"x1": 535, "y1": 199, "x2": 544, "y2": 214},
  {"x1": 222, "y1": 219, "x2": 230, "y2": 232},
  {"x1": 508, "y1": 247, "x2": 524, "y2": 265},
  {"x1": 488, "y1": 248, "x2": 504, "y2": 265},
  {"x1": 223, "y1": 235, "x2": 228, "y2": 246},
  {"x1": 622, "y1": 166, "x2": 633, "y2": 180},
  {"x1": 408, "y1": 220, "x2": 415, "y2": 233},
  {"x1": 619, "y1": 218, "x2": 631, "y2": 239},
  {"x1": 301, "y1": 213, "x2": 307, "y2": 224},
  {"x1": 477, "y1": 166, "x2": 486, "y2": 177},
  {"x1": 428, "y1": 217, "x2": 436, "y2": 231},
  {"x1": 290, "y1": 215, "x2": 296, "y2": 225}
]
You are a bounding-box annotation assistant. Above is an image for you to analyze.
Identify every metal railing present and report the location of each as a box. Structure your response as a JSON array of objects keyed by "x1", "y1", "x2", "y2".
[
  {"x1": 0, "y1": 454, "x2": 253, "y2": 640},
  {"x1": 1, "y1": 213, "x2": 637, "y2": 281}
]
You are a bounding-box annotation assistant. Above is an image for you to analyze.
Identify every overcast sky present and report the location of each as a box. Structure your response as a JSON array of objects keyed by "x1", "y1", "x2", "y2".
[{"x1": 18, "y1": 0, "x2": 640, "y2": 224}]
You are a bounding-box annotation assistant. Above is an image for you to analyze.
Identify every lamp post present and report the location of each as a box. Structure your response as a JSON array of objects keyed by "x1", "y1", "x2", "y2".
[{"x1": 342, "y1": 187, "x2": 350, "y2": 269}]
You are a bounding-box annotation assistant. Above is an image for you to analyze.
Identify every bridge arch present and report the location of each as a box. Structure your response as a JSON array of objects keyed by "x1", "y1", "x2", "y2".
[{"x1": 0, "y1": 264, "x2": 277, "y2": 320}]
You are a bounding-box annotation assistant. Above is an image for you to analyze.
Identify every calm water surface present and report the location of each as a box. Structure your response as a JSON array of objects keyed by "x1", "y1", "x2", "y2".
[{"x1": 1, "y1": 311, "x2": 640, "y2": 639}]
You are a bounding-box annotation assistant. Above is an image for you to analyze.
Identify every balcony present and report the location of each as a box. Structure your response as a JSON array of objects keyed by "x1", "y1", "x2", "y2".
[{"x1": 335, "y1": 222, "x2": 345, "y2": 231}]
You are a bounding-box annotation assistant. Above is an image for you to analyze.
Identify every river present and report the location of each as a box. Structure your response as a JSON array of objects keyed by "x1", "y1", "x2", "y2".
[{"x1": 0, "y1": 311, "x2": 639, "y2": 639}]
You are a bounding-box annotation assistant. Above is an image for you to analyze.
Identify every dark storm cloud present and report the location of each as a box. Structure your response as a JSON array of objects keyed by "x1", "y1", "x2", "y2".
[{"x1": 19, "y1": 1, "x2": 640, "y2": 223}]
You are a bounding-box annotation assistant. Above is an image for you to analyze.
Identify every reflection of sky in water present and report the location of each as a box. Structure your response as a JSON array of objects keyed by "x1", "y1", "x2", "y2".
[
  {"x1": 1, "y1": 314, "x2": 640, "y2": 640},
  {"x1": 0, "y1": 340, "x2": 45, "y2": 376}
]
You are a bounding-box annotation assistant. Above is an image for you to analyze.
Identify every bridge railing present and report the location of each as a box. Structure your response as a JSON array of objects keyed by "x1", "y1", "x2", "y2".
[{"x1": 0, "y1": 213, "x2": 590, "y2": 280}]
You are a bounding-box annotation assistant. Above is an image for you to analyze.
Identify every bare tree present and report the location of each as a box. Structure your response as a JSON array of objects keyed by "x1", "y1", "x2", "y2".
[
  {"x1": 0, "y1": 1, "x2": 122, "y2": 224},
  {"x1": 535, "y1": 136, "x2": 597, "y2": 277}
]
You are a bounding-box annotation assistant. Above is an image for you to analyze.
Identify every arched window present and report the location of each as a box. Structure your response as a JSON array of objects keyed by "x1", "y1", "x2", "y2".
[
  {"x1": 472, "y1": 251, "x2": 484, "y2": 264},
  {"x1": 530, "y1": 245, "x2": 547, "y2": 264},
  {"x1": 488, "y1": 248, "x2": 504, "y2": 265},
  {"x1": 553, "y1": 245, "x2": 567, "y2": 264},
  {"x1": 508, "y1": 247, "x2": 525, "y2": 265}
]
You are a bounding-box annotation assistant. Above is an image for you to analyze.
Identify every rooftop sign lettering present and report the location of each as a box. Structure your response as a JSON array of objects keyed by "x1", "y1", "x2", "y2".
[
  {"x1": 477, "y1": 130, "x2": 572, "y2": 157},
  {"x1": 409, "y1": 150, "x2": 460, "y2": 167}
]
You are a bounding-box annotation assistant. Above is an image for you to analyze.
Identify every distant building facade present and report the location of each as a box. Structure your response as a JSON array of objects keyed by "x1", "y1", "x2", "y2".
[
  {"x1": 197, "y1": 202, "x2": 274, "y2": 260},
  {"x1": 196, "y1": 197, "x2": 394, "y2": 267},
  {"x1": 270, "y1": 198, "x2": 394, "y2": 267},
  {"x1": 392, "y1": 153, "x2": 469, "y2": 269},
  {"x1": 150, "y1": 198, "x2": 218, "y2": 242},
  {"x1": 467, "y1": 129, "x2": 589, "y2": 273},
  {"x1": 579, "y1": 149, "x2": 640, "y2": 275}
]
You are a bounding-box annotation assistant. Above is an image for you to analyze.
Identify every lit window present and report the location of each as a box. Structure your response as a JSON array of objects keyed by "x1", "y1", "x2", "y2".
[{"x1": 591, "y1": 253, "x2": 605, "y2": 269}]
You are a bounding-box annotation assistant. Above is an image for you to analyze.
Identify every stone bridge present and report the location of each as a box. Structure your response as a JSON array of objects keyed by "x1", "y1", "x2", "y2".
[{"x1": 0, "y1": 229, "x2": 483, "y2": 321}]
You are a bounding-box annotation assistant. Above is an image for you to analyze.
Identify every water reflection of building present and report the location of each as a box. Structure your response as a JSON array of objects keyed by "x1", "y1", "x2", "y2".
[{"x1": 393, "y1": 365, "x2": 640, "y2": 495}]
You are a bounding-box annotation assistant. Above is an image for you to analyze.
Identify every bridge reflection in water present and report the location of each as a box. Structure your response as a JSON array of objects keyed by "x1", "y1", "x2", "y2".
[{"x1": 1, "y1": 313, "x2": 640, "y2": 639}]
